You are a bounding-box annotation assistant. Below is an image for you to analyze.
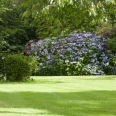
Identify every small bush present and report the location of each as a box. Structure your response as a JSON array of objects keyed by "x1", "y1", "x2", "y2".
[
  {"x1": 103, "y1": 28, "x2": 116, "y2": 54},
  {"x1": 113, "y1": 57, "x2": 116, "y2": 66},
  {"x1": 95, "y1": 22, "x2": 112, "y2": 36},
  {"x1": 4, "y1": 54, "x2": 37, "y2": 81},
  {"x1": 25, "y1": 56, "x2": 38, "y2": 75},
  {"x1": 95, "y1": 22, "x2": 116, "y2": 36}
]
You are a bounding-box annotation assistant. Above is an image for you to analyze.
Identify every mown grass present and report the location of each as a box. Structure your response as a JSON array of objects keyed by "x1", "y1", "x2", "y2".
[{"x1": 0, "y1": 76, "x2": 116, "y2": 116}]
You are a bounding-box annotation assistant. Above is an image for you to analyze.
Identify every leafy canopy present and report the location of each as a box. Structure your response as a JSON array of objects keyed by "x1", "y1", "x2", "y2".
[{"x1": 18, "y1": 0, "x2": 116, "y2": 38}]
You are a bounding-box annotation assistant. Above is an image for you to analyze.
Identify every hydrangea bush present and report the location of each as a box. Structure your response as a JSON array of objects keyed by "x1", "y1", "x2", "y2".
[{"x1": 24, "y1": 31, "x2": 116, "y2": 75}]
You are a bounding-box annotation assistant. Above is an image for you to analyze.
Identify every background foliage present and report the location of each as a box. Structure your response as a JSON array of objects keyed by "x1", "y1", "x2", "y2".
[
  {"x1": 19, "y1": 0, "x2": 116, "y2": 38},
  {"x1": 0, "y1": 0, "x2": 37, "y2": 53},
  {"x1": 1, "y1": 0, "x2": 116, "y2": 43},
  {"x1": 0, "y1": 0, "x2": 116, "y2": 78}
]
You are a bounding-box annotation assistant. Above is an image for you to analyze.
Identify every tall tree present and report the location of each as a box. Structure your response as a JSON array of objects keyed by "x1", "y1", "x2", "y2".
[
  {"x1": 0, "y1": 0, "x2": 37, "y2": 53},
  {"x1": 18, "y1": 0, "x2": 116, "y2": 38},
  {"x1": 0, "y1": 2, "x2": 10, "y2": 53}
]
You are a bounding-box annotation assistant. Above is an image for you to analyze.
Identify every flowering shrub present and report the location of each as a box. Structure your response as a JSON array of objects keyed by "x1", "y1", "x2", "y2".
[{"x1": 24, "y1": 31, "x2": 116, "y2": 75}]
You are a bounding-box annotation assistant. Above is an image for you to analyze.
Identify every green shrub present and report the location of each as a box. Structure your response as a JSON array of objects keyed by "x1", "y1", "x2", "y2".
[
  {"x1": 95, "y1": 22, "x2": 116, "y2": 54},
  {"x1": 25, "y1": 56, "x2": 38, "y2": 75},
  {"x1": 102, "y1": 28, "x2": 116, "y2": 54},
  {"x1": 4, "y1": 54, "x2": 37, "y2": 81},
  {"x1": 107, "y1": 37, "x2": 116, "y2": 54},
  {"x1": 94, "y1": 22, "x2": 115, "y2": 36},
  {"x1": 113, "y1": 57, "x2": 116, "y2": 66}
]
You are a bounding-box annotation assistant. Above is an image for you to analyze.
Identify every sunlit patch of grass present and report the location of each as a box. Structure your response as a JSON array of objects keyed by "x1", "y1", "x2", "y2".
[
  {"x1": 0, "y1": 76, "x2": 116, "y2": 116},
  {"x1": 0, "y1": 108, "x2": 48, "y2": 115}
]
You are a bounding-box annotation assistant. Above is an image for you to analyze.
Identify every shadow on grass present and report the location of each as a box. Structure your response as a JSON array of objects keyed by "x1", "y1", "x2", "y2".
[
  {"x1": 0, "y1": 79, "x2": 64, "y2": 84},
  {"x1": 0, "y1": 90, "x2": 116, "y2": 116}
]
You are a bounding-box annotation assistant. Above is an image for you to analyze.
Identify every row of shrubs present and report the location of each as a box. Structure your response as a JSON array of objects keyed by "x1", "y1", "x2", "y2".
[
  {"x1": 0, "y1": 28, "x2": 116, "y2": 81},
  {"x1": 24, "y1": 29, "x2": 116, "y2": 76}
]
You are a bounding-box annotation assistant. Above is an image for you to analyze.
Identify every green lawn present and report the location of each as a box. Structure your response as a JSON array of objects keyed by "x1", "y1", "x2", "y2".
[{"x1": 0, "y1": 76, "x2": 116, "y2": 116}]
